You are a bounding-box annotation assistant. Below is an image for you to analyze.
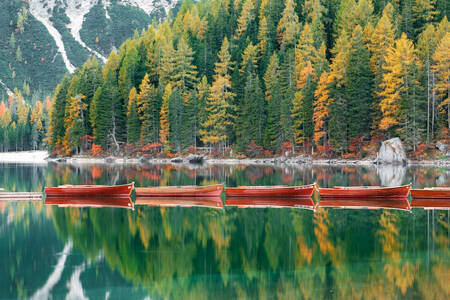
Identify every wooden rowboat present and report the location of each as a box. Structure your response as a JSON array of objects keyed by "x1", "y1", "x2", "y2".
[
  {"x1": 225, "y1": 197, "x2": 315, "y2": 209},
  {"x1": 136, "y1": 197, "x2": 223, "y2": 209},
  {"x1": 411, "y1": 199, "x2": 450, "y2": 210},
  {"x1": 45, "y1": 182, "x2": 134, "y2": 197},
  {"x1": 225, "y1": 184, "x2": 315, "y2": 197},
  {"x1": 45, "y1": 196, "x2": 134, "y2": 209},
  {"x1": 319, "y1": 185, "x2": 410, "y2": 198},
  {"x1": 318, "y1": 198, "x2": 411, "y2": 211},
  {"x1": 135, "y1": 184, "x2": 223, "y2": 197},
  {"x1": 411, "y1": 187, "x2": 450, "y2": 199}
]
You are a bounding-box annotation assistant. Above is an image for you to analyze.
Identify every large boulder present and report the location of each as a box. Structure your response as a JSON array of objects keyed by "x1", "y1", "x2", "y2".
[
  {"x1": 436, "y1": 141, "x2": 448, "y2": 154},
  {"x1": 376, "y1": 137, "x2": 407, "y2": 164}
]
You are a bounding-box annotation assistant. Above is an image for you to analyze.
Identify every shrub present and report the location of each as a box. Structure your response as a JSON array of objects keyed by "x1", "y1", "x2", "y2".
[
  {"x1": 142, "y1": 142, "x2": 162, "y2": 157},
  {"x1": 316, "y1": 141, "x2": 333, "y2": 158},
  {"x1": 246, "y1": 140, "x2": 264, "y2": 158},
  {"x1": 91, "y1": 144, "x2": 104, "y2": 156}
]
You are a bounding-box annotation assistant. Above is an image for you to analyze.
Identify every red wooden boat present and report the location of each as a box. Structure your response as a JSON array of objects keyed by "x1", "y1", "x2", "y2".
[
  {"x1": 411, "y1": 199, "x2": 450, "y2": 210},
  {"x1": 225, "y1": 184, "x2": 315, "y2": 197},
  {"x1": 318, "y1": 185, "x2": 410, "y2": 199},
  {"x1": 135, "y1": 184, "x2": 223, "y2": 197},
  {"x1": 318, "y1": 198, "x2": 411, "y2": 210},
  {"x1": 225, "y1": 197, "x2": 315, "y2": 209},
  {"x1": 45, "y1": 196, "x2": 134, "y2": 209},
  {"x1": 136, "y1": 197, "x2": 223, "y2": 209},
  {"x1": 411, "y1": 187, "x2": 450, "y2": 199},
  {"x1": 45, "y1": 182, "x2": 134, "y2": 197}
]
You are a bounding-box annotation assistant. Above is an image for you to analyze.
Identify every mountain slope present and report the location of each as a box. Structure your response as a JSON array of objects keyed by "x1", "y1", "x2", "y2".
[{"x1": 0, "y1": 0, "x2": 179, "y2": 98}]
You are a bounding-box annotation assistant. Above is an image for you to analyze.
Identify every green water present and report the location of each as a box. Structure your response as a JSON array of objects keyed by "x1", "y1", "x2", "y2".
[{"x1": 0, "y1": 163, "x2": 449, "y2": 299}]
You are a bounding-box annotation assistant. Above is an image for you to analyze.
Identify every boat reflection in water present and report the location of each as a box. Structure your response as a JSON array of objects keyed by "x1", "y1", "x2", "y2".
[
  {"x1": 135, "y1": 197, "x2": 223, "y2": 209},
  {"x1": 411, "y1": 199, "x2": 450, "y2": 210},
  {"x1": 45, "y1": 196, "x2": 134, "y2": 209},
  {"x1": 318, "y1": 198, "x2": 411, "y2": 211},
  {"x1": 225, "y1": 196, "x2": 315, "y2": 210}
]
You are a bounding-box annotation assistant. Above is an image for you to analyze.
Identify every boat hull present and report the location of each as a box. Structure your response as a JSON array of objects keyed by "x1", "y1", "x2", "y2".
[
  {"x1": 225, "y1": 197, "x2": 315, "y2": 209},
  {"x1": 45, "y1": 183, "x2": 134, "y2": 197},
  {"x1": 136, "y1": 197, "x2": 223, "y2": 208},
  {"x1": 135, "y1": 184, "x2": 224, "y2": 197},
  {"x1": 318, "y1": 198, "x2": 411, "y2": 210},
  {"x1": 411, "y1": 188, "x2": 450, "y2": 199},
  {"x1": 319, "y1": 185, "x2": 410, "y2": 198},
  {"x1": 45, "y1": 196, "x2": 133, "y2": 209},
  {"x1": 225, "y1": 184, "x2": 315, "y2": 197},
  {"x1": 411, "y1": 199, "x2": 450, "y2": 209}
]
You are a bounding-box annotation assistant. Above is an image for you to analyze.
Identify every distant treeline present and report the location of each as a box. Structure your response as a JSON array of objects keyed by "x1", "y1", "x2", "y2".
[
  {"x1": 40, "y1": 0, "x2": 450, "y2": 157},
  {"x1": 0, "y1": 91, "x2": 50, "y2": 152}
]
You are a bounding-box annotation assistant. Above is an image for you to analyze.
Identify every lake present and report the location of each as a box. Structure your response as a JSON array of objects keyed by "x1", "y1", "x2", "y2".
[{"x1": 0, "y1": 163, "x2": 448, "y2": 299}]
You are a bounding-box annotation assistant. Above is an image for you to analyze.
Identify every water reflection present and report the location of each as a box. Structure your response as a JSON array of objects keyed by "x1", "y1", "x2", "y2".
[
  {"x1": 0, "y1": 163, "x2": 449, "y2": 299},
  {"x1": 318, "y1": 198, "x2": 411, "y2": 211},
  {"x1": 45, "y1": 196, "x2": 134, "y2": 209},
  {"x1": 225, "y1": 196, "x2": 315, "y2": 209},
  {"x1": 136, "y1": 197, "x2": 223, "y2": 209}
]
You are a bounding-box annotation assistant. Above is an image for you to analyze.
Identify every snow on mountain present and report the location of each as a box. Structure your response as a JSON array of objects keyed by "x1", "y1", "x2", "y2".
[
  {"x1": 28, "y1": 0, "x2": 178, "y2": 73},
  {"x1": 29, "y1": 0, "x2": 76, "y2": 73}
]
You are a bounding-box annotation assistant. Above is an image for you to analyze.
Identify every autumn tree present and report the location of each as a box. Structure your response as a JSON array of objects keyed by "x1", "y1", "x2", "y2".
[{"x1": 200, "y1": 37, "x2": 235, "y2": 151}]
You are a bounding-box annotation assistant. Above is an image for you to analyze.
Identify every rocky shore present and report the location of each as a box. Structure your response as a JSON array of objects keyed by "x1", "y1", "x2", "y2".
[{"x1": 0, "y1": 138, "x2": 449, "y2": 167}]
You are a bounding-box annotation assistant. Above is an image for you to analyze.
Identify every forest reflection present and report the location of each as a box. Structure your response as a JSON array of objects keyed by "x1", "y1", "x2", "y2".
[
  {"x1": 0, "y1": 163, "x2": 449, "y2": 299},
  {"x1": 48, "y1": 204, "x2": 448, "y2": 299}
]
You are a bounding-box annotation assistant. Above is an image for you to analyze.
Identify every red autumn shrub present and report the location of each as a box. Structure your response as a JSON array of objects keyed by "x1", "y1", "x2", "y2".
[
  {"x1": 316, "y1": 141, "x2": 333, "y2": 158},
  {"x1": 91, "y1": 144, "x2": 104, "y2": 156},
  {"x1": 142, "y1": 142, "x2": 162, "y2": 157},
  {"x1": 246, "y1": 140, "x2": 264, "y2": 158}
]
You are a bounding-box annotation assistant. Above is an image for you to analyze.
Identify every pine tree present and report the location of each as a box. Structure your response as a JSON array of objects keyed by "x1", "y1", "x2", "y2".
[
  {"x1": 234, "y1": 0, "x2": 255, "y2": 39},
  {"x1": 368, "y1": 3, "x2": 395, "y2": 133},
  {"x1": 264, "y1": 53, "x2": 283, "y2": 151},
  {"x1": 200, "y1": 37, "x2": 235, "y2": 150},
  {"x1": 302, "y1": 0, "x2": 326, "y2": 48},
  {"x1": 173, "y1": 36, "x2": 198, "y2": 95},
  {"x1": 276, "y1": 0, "x2": 299, "y2": 49},
  {"x1": 292, "y1": 61, "x2": 315, "y2": 148},
  {"x1": 127, "y1": 87, "x2": 140, "y2": 144},
  {"x1": 328, "y1": 28, "x2": 351, "y2": 153},
  {"x1": 64, "y1": 95, "x2": 88, "y2": 154},
  {"x1": 412, "y1": 0, "x2": 438, "y2": 37},
  {"x1": 137, "y1": 73, "x2": 157, "y2": 143},
  {"x1": 48, "y1": 74, "x2": 71, "y2": 152},
  {"x1": 346, "y1": 25, "x2": 373, "y2": 140},
  {"x1": 432, "y1": 33, "x2": 450, "y2": 130},
  {"x1": 379, "y1": 33, "x2": 424, "y2": 148},
  {"x1": 313, "y1": 71, "x2": 333, "y2": 145},
  {"x1": 160, "y1": 83, "x2": 172, "y2": 151}
]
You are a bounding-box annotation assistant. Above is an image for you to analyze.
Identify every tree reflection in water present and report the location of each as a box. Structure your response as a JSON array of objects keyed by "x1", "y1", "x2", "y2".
[{"x1": 46, "y1": 204, "x2": 449, "y2": 299}]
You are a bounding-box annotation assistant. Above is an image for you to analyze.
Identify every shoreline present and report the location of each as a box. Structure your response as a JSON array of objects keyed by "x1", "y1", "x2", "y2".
[{"x1": 0, "y1": 151, "x2": 448, "y2": 167}]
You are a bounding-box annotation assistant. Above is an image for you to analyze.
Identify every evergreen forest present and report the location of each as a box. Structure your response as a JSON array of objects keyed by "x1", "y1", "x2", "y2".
[{"x1": 1, "y1": 0, "x2": 449, "y2": 158}]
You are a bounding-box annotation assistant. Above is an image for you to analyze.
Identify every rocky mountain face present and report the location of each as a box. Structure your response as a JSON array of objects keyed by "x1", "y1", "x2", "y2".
[{"x1": 0, "y1": 0, "x2": 179, "y2": 98}]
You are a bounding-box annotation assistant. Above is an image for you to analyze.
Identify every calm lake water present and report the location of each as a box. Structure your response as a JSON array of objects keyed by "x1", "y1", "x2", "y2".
[{"x1": 0, "y1": 163, "x2": 449, "y2": 299}]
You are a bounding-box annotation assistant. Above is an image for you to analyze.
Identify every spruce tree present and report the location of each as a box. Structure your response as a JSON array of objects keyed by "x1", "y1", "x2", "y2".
[
  {"x1": 264, "y1": 53, "x2": 283, "y2": 152},
  {"x1": 345, "y1": 25, "x2": 373, "y2": 140}
]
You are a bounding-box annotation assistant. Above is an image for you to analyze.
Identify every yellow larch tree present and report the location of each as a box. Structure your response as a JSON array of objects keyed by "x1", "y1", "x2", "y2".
[
  {"x1": 200, "y1": 37, "x2": 235, "y2": 150},
  {"x1": 378, "y1": 33, "x2": 417, "y2": 134},
  {"x1": 432, "y1": 33, "x2": 450, "y2": 129},
  {"x1": 234, "y1": 0, "x2": 255, "y2": 39},
  {"x1": 313, "y1": 72, "x2": 333, "y2": 145}
]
